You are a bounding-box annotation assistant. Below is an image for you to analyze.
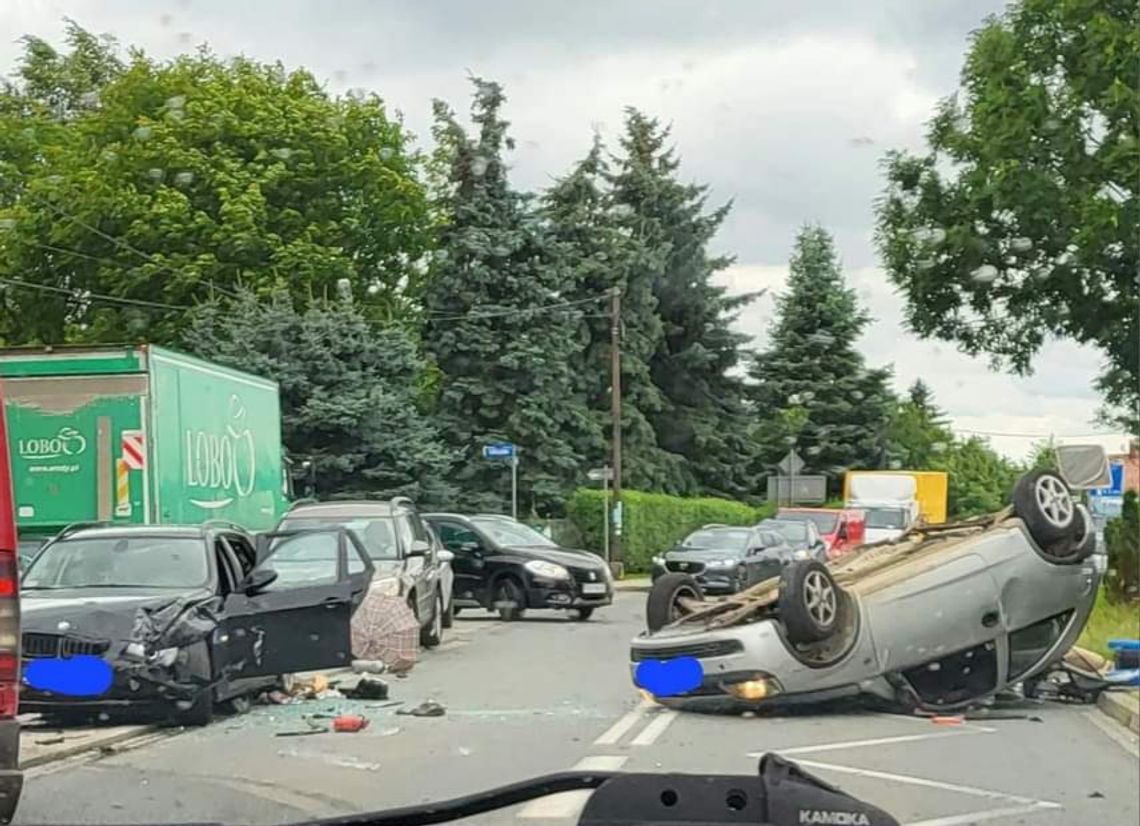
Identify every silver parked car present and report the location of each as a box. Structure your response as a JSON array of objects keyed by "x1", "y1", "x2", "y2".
[{"x1": 630, "y1": 455, "x2": 1105, "y2": 713}]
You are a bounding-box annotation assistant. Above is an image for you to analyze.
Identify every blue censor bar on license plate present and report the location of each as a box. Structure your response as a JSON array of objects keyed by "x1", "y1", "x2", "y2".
[
  {"x1": 23, "y1": 655, "x2": 113, "y2": 697},
  {"x1": 634, "y1": 656, "x2": 703, "y2": 697}
]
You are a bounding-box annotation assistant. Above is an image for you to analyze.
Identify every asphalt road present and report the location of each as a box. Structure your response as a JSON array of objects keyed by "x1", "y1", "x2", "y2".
[{"x1": 15, "y1": 592, "x2": 1140, "y2": 826}]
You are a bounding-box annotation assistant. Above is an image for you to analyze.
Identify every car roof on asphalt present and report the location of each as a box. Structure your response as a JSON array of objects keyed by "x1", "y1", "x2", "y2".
[{"x1": 285, "y1": 501, "x2": 402, "y2": 517}]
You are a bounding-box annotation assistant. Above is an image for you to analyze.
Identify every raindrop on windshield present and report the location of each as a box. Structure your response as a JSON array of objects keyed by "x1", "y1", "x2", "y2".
[
  {"x1": 970, "y1": 264, "x2": 998, "y2": 284},
  {"x1": 0, "y1": 218, "x2": 16, "y2": 231},
  {"x1": 271, "y1": 147, "x2": 293, "y2": 160},
  {"x1": 101, "y1": 149, "x2": 118, "y2": 162},
  {"x1": 1010, "y1": 236, "x2": 1033, "y2": 252},
  {"x1": 470, "y1": 155, "x2": 490, "y2": 178},
  {"x1": 177, "y1": 32, "x2": 193, "y2": 45},
  {"x1": 147, "y1": 168, "x2": 165, "y2": 181},
  {"x1": 80, "y1": 91, "x2": 100, "y2": 109},
  {"x1": 165, "y1": 95, "x2": 186, "y2": 110},
  {"x1": 366, "y1": 283, "x2": 380, "y2": 296},
  {"x1": 379, "y1": 147, "x2": 394, "y2": 161},
  {"x1": 133, "y1": 125, "x2": 153, "y2": 141},
  {"x1": 174, "y1": 171, "x2": 194, "y2": 186}
]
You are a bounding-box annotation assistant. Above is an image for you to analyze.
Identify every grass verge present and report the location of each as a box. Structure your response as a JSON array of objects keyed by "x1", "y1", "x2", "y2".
[{"x1": 1078, "y1": 587, "x2": 1140, "y2": 658}]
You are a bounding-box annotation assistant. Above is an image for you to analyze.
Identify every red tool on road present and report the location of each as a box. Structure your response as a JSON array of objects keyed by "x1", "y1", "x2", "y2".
[{"x1": 333, "y1": 714, "x2": 370, "y2": 733}]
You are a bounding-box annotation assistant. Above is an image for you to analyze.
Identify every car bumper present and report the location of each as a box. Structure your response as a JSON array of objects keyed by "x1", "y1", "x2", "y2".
[
  {"x1": 0, "y1": 718, "x2": 21, "y2": 823},
  {"x1": 526, "y1": 582, "x2": 613, "y2": 610}
]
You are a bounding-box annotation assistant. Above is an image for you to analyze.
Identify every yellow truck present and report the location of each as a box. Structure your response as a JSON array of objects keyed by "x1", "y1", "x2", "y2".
[{"x1": 843, "y1": 470, "x2": 949, "y2": 535}]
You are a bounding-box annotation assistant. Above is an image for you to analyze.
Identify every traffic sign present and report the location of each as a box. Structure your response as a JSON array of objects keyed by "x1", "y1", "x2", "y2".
[
  {"x1": 766, "y1": 474, "x2": 827, "y2": 504},
  {"x1": 482, "y1": 442, "x2": 516, "y2": 460},
  {"x1": 1089, "y1": 462, "x2": 1125, "y2": 499},
  {"x1": 777, "y1": 449, "x2": 805, "y2": 476},
  {"x1": 587, "y1": 466, "x2": 614, "y2": 482}
]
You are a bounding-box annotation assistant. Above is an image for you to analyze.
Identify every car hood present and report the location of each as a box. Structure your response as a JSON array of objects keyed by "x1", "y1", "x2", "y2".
[
  {"x1": 22, "y1": 587, "x2": 214, "y2": 647},
  {"x1": 499, "y1": 545, "x2": 605, "y2": 569}
]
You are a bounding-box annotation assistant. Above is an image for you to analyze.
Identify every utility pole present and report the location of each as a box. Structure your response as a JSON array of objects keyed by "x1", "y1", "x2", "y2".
[{"x1": 610, "y1": 287, "x2": 623, "y2": 572}]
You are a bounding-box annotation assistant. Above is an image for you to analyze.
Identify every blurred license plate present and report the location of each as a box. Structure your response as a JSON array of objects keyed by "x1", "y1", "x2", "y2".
[{"x1": 582, "y1": 583, "x2": 606, "y2": 595}]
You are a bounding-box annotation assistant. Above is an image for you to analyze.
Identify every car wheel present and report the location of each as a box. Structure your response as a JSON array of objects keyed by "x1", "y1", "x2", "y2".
[
  {"x1": 646, "y1": 572, "x2": 703, "y2": 632},
  {"x1": 172, "y1": 643, "x2": 213, "y2": 727},
  {"x1": 778, "y1": 560, "x2": 841, "y2": 644},
  {"x1": 421, "y1": 592, "x2": 444, "y2": 648},
  {"x1": 441, "y1": 594, "x2": 455, "y2": 629},
  {"x1": 573, "y1": 607, "x2": 594, "y2": 621},
  {"x1": 1042, "y1": 503, "x2": 1096, "y2": 564},
  {"x1": 493, "y1": 577, "x2": 526, "y2": 621},
  {"x1": 1013, "y1": 469, "x2": 1078, "y2": 546}
]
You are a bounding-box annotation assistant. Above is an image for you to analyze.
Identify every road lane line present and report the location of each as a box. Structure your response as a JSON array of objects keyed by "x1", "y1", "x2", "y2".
[
  {"x1": 747, "y1": 729, "x2": 984, "y2": 757},
  {"x1": 517, "y1": 755, "x2": 627, "y2": 820},
  {"x1": 904, "y1": 803, "x2": 1059, "y2": 826},
  {"x1": 794, "y1": 759, "x2": 1061, "y2": 809},
  {"x1": 593, "y1": 702, "x2": 650, "y2": 746},
  {"x1": 630, "y1": 710, "x2": 678, "y2": 746}
]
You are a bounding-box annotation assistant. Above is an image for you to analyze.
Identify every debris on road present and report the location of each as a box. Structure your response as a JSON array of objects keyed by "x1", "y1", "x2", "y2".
[
  {"x1": 332, "y1": 714, "x2": 370, "y2": 732},
  {"x1": 34, "y1": 736, "x2": 65, "y2": 746},
  {"x1": 397, "y1": 700, "x2": 445, "y2": 718},
  {"x1": 351, "y1": 660, "x2": 387, "y2": 674},
  {"x1": 275, "y1": 728, "x2": 325, "y2": 737},
  {"x1": 343, "y1": 678, "x2": 389, "y2": 700}
]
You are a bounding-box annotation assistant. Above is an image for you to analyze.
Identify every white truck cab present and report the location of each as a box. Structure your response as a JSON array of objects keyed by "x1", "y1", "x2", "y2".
[{"x1": 847, "y1": 474, "x2": 920, "y2": 542}]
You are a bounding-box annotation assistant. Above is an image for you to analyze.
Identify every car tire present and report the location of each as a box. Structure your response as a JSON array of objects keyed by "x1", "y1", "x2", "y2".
[
  {"x1": 441, "y1": 594, "x2": 455, "y2": 629},
  {"x1": 646, "y1": 573, "x2": 703, "y2": 633},
  {"x1": 493, "y1": 577, "x2": 526, "y2": 621},
  {"x1": 778, "y1": 560, "x2": 841, "y2": 644},
  {"x1": 573, "y1": 607, "x2": 594, "y2": 621},
  {"x1": 1041, "y1": 503, "x2": 1097, "y2": 564},
  {"x1": 421, "y1": 592, "x2": 444, "y2": 648},
  {"x1": 173, "y1": 643, "x2": 213, "y2": 727},
  {"x1": 1013, "y1": 469, "x2": 1078, "y2": 546}
]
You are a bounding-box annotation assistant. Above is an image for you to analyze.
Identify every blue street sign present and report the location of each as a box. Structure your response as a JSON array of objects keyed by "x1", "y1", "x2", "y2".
[
  {"x1": 482, "y1": 442, "x2": 516, "y2": 460},
  {"x1": 1089, "y1": 462, "x2": 1125, "y2": 499}
]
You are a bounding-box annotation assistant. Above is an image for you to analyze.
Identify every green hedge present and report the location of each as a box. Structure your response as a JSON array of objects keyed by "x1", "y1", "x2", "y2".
[{"x1": 566, "y1": 488, "x2": 775, "y2": 573}]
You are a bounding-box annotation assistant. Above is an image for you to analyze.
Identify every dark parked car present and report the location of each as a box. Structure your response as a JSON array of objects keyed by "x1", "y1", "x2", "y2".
[
  {"x1": 757, "y1": 518, "x2": 827, "y2": 560},
  {"x1": 650, "y1": 525, "x2": 795, "y2": 597},
  {"x1": 279, "y1": 498, "x2": 452, "y2": 647},
  {"x1": 20, "y1": 521, "x2": 373, "y2": 725},
  {"x1": 423, "y1": 514, "x2": 613, "y2": 621}
]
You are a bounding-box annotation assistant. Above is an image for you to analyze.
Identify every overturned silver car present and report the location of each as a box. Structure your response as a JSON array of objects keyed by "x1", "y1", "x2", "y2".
[{"x1": 631, "y1": 453, "x2": 1107, "y2": 713}]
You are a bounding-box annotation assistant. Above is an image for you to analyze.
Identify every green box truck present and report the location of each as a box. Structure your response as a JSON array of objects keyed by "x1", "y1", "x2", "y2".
[{"x1": 0, "y1": 345, "x2": 289, "y2": 550}]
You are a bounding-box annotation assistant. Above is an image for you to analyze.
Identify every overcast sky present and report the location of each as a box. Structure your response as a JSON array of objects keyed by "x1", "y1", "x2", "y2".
[{"x1": 2, "y1": 1, "x2": 1129, "y2": 460}]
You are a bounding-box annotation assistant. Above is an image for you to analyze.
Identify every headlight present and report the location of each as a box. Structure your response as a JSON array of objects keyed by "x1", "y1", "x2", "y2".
[
  {"x1": 725, "y1": 676, "x2": 782, "y2": 701},
  {"x1": 524, "y1": 560, "x2": 570, "y2": 580},
  {"x1": 792, "y1": 550, "x2": 810, "y2": 561},
  {"x1": 652, "y1": 556, "x2": 664, "y2": 566},
  {"x1": 371, "y1": 576, "x2": 401, "y2": 596},
  {"x1": 708, "y1": 559, "x2": 736, "y2": 568}
]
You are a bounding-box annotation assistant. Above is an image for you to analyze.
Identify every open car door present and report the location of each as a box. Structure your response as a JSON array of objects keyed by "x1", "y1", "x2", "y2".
[{"x1": 218, "y1": 528, "x2": 374, "y2": 680}]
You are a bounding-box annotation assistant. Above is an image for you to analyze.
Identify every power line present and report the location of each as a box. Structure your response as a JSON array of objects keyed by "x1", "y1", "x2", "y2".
[
  {"x1": 424, "y1": 295, "x2": 607, "y2": 322},
  {"x1": 0, "y1": 276, "x2": 188, "y2": 311},
  {"x1": 954, "y1": 427, "x2": 1125, "y2": 439}
]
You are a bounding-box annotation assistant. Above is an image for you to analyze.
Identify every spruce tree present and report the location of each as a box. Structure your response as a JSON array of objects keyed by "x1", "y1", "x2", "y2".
[
  {"x1": 748, "y1": 226, "x2": 894, "y2": 485},
  {"x1": 422, "y1": 79, "x2": 592, "y2": 515}
]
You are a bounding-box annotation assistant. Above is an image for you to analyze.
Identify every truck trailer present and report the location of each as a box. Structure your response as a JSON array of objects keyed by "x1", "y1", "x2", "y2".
[{"x1": 0, "y1": 345, "x2": 288, "y2": 557}]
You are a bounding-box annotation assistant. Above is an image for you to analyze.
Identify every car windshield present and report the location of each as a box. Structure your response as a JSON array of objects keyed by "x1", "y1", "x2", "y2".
[
  {"x1": 865, "y1": 508, "x2": 908, "y2": 530},
  {"x1": 22, "y1": 536, "x2": 208, "y2": 589},
  {"x1": 471, "y1": 518, "x2": 557, "y2": 547},
  {"x1": 681, "y1": 529, "x2": 751, "y2": 549},
  {"x1": 760, "y1": 520, "x2": 808, "y2": 541},
  {"x1": 783, "y1": 512, "x2": 839, "y2": 534},
  {"x1": 280, "y1": 516, "x2": 399, "y2": 559}
]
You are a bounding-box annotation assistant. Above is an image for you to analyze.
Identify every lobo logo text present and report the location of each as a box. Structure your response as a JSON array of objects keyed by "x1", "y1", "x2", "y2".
[
  {"x1": 17, "y1": 426, "x2": 88, "y2": 460},
  {"x1": 185, "y1": 394, "x2": 256, "y2": 510}
]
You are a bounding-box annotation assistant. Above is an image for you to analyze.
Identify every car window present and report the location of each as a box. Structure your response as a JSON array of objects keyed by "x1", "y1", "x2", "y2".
[
  {"x1": 23, "y1": 536, "x2": 209, "y2": 589},
  {"x1": 433, "y1": 521, "x2": 481, "y2": 550},
  {"x1": 865, "y1": 508, "x2": 907, "y2": 530},
  {"x1": 225, "y1": 533, "x2": 257, "y2": 575},
  {"x1": 215, "y1": 538, "x2": 244, "y2": 595},
  {"x1": 782, "y1": 512, "x2": 840, "y2": 534},
  {"x1": 263, "y1": 532, "x2": 339, "y2": 588},
  {"x1": 760, "y1": 520, "x2": 808, "y2": 542},
  {"x1": 395, "y1": 515, "x2": 415, "y2": 554},
  {"x1": 280, "y1": 516, "x2": 399, "y2": 560}
]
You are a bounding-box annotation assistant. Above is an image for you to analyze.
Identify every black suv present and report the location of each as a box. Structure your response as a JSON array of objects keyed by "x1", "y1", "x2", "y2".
[
  {"x1": 279, "y1": 498, "x2": 451, "y2": 647},
  {"x1": 423, "y1": 514, "x2": 613, "y2": 621}
]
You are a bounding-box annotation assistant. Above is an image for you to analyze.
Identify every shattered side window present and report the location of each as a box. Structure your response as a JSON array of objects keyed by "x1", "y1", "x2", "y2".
[{"x1": 263, "y1": 533, "x2": 339, "y2": 588}]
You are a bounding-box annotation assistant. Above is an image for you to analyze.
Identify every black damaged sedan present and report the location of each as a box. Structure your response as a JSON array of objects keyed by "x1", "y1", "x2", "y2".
[{"x1": 19, "y1": 522, "x2": 373, "y2": 725}]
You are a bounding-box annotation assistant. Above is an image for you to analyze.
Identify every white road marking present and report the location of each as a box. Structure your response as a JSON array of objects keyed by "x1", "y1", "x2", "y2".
[
  {"x1": 747, "y1": 728, "x2": 984, "y2": 757},
  {"x1": 905, "y1": 803, "x2": 1060, "y2": 826},
  {"x1": 593, "y1": 702, "x2": 650, "y2": 746},
  {"x1": 793, "y1": 756, "x2": 1057, "y2": 806},
  {"x1": 1084, "y1": 709, "x2": 1140, "y2": 757},
  {"x1": 517, "y1": 755, "x2": 627, "y2": 820},
  {"x1": 630, "y1": 709, "x2": 678, "y2": 746}
]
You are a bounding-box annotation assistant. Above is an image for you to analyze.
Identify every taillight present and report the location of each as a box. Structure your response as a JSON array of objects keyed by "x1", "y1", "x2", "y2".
[{"x1": 0, "y1": 551, "x2": 17, "y2": 718}]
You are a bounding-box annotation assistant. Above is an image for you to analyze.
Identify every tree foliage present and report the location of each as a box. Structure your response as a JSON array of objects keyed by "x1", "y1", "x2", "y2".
[
  {"x1": 185, "y1": 290, "x2": 455, "y2": 504},
  {"x1": 886, "y1": 379, "x2": 955, "y2": 470},
  {"x1": 422, "y1": 78, "x2": 593, "y2": 515},
  {"x1": 0, "y1": 24, "x2": 431, "y2": 346},
  {"x1": 876, "y1": 0, "x2": 1139, "y2": 433},
  {"x1": 749, "y1": 226, "x2": 894, "y2": 486}
]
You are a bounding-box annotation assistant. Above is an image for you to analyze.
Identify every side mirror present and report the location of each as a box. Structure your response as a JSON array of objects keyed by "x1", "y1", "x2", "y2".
[
  {"x1": 406, "y1": 539, "x2": 431, "y2": 558},
  {"x1": 438, "y1": 549, "x2": 455, "y2": 564},
  {"x1": 458, "y1": 541, "x2": 482, "y2": 554},
  {"x1": 243, "y1": 567, "x2": 278, "y2": 595},
  {"x1": 749, "y1": 546, "x2": 766, "y2": 555}
]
